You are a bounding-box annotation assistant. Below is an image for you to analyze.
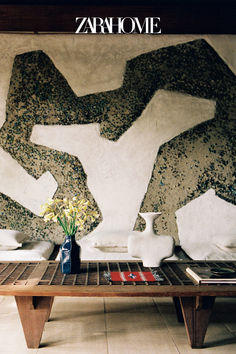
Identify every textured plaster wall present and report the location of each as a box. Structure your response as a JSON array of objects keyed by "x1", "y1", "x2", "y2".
[
  {"x1": 31, "y1": 91, "x2": 215, "y2": 245},
  {"x1": 0, "y1": 34, "x2": 235, "y2": 245}
]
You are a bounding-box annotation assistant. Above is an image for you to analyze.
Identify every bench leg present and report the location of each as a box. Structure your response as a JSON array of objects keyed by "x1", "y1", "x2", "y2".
[
  {"x1": 46, "y1": 296, "x2": 54, "y2": 321},
  {"x1": 179, "y1": 296, "x2": 215, "y2": 348},
  {"x1": 15, "y1": 296, "x2": 54, "y2": 348},
  {"x1": 173, "y1": 296, "x2": 184, "y2": 322}
]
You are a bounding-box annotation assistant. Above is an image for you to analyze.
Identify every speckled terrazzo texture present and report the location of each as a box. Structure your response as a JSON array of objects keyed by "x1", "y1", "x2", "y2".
[
  {"x1": 0, "y1": 51, "x2": 103, "y2": 243},
  {"x1": 0, "y1": 192, "x2": 66, "y2": 242},
  {"x1": 0, "y1": 38, "x2": 235, "y2": 243},
  {"x1": 136, "y1": 41, "x2": 236, "y2": 239},
  {"x1": 138, "y1": 117, "x2": 236, "y2": 239}
]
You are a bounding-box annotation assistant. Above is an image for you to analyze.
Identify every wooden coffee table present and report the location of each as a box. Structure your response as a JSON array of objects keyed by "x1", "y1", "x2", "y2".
[{"x1": 0, "y1": 260, "x2": 235, "y2": 349}]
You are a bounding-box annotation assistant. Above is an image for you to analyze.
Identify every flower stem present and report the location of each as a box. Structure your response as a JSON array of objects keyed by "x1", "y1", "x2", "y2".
[{"x1": 57, "y1": 217, "x2": 68, "y2": 235}]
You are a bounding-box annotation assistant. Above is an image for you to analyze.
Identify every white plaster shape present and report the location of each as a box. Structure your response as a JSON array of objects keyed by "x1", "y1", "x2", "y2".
[
  {"x1": 176, "y1": 189, "x2": 236, "y2": 260},
  {"x1": 0, "y1": 148, "x2": 58, "y2": 215},
  {"x1": 31, "y1": 89, "x2": 216, "y2": 250}
]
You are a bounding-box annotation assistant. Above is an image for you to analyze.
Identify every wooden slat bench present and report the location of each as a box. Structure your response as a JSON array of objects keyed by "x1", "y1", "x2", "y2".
[{"x1": 0, "y1": 260, "x2": 236, "y2": 349}]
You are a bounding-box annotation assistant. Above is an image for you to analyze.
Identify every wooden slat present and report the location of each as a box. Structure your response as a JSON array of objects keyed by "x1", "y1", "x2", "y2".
[
  {"x1": 85, "y1": 263, "x2": 89, "y2": 286},
  {"x1": 136, "y1": 262, "x2": 148, "y2": 286},
  {"x1": 0, "y1": 263, "x2": 10, "y2": 276},
  {"x1": 176, "y1": 263, "x2": 196, "y2": 285},
  {"x1": 162, "y1": 263, "x2": 183, "y2": 285},
  {"x1": 13, "y1": 264, "x2": 29, "y2": 285},
  {"x1": 26, "y1": 262, "x2": 49, "y2": 286},
  {"x1": 0, "y1": 263, "x2": 20, "y2": 285},
  {"x1": 158, "y1": 265, "x2": 172, "y2": 285},
  {"x1": 107, "y1": 262, "x2": 112, "y2": 285},
  {"x1": 117, "y1": 262, "x2": 124, "y2": 285},
  {"x1": 60, "y1": 274, "x2": 66, "y2": 285},
  {"x1": 50, "y1": 263, "x2": 64, "y2": 285},
  {"x1": 5, "y1": 264, "x2": 30, "y2": 285},
  {"x1": 97, "y1": 262, "x2": 99, "y2": 286},
  {"x1": 49, "y1": 263, "x2": 60, "y2": 285},
  {"x1": 166, "y1": 263, "x2": 184, "y2": 285},
  {"x1": 72, "y1": 274, "x2": 77, "y2": 286}
]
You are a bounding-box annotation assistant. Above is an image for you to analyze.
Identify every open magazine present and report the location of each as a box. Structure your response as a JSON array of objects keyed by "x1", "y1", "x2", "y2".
[{"x1": 186, "y1": 266, "x2": 236, "y2": 284}]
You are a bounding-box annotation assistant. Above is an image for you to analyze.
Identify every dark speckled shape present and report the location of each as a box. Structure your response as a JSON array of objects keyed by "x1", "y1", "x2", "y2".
[
  {"x1": 0, "y1": 192, "x2": 64, "y2": 242},
  {"x1": 139, "y1": 117, "x2": 236, "y2": 239},
  {"x1": 0, "y1": 39, "x2": 235, "y2": 242}
]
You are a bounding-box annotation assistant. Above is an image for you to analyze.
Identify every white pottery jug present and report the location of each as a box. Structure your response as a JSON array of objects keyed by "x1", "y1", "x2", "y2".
[{"x1": 128, "y1": 212, "x2": 174, "y2": 267}]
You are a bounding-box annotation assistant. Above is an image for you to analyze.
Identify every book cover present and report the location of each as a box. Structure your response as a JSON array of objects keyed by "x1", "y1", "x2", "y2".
[{"x1": 186, "y1": 266, "x2": 236, "y2": 284}]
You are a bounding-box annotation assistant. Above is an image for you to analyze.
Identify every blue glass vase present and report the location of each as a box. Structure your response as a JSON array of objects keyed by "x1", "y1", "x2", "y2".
[{"x1": 60, "y1": 235, "x2": 81, "y2": 274}]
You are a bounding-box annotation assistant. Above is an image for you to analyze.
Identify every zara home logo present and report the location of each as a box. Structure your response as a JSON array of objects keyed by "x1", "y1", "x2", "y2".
[{"x1": 75, "y1": 17, "x2": 161, "y2": 34}]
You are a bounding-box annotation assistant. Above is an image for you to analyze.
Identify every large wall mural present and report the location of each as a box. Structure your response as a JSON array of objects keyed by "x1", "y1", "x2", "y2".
[{"x1": 0, "y1": 36, "x2": 235, "y2": 244}]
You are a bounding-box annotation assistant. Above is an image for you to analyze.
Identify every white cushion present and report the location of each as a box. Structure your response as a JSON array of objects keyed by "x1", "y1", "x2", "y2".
[
  {"x1": 0, "y1": 241, "x2": 54, "y2": 261},
  {"x1": 80, "y1": 231, "x2": 129, "y2": 248},
  {"x1": 176, "y1": 189, "x2": 236, "y2": 260},
  {"x1": 0, "y1": 230, "x2": 29, "y2": 250},
  {"x1": 214, "y1": 233, "x2": 236, "y2": 248},
  {"x1": 181, "y1": 241, "x2": 236, "y2": 261}
]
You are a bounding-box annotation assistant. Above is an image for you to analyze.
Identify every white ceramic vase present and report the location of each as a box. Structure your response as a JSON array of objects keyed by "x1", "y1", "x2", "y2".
[{"x1": 128, "y1": 212, "x2": 174, "y2": 267}]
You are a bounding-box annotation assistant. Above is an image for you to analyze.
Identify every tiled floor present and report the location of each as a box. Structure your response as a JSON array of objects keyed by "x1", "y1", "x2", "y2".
[{"x1": 0, "y1": 296, "x2": 236, "y2": 354}]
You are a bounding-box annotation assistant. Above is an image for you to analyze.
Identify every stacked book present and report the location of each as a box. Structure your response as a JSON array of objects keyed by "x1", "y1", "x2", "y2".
[{"x1": 186, "y1": 266, "x2": 236, "y2": 284}]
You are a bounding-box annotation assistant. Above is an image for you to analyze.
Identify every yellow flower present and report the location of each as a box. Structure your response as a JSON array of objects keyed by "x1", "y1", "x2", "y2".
[
  {"x1": 40, "y1": 195, "x2": 99, "y2": 235},
  {"x1": 47, "y1": 198, "x2": 55, "y2": 205},
  {"x1": 44, "y1": 212, "x2": 55, "y2": 222},
  {"x1": 64, "y1": 208, "x2": 71, "y2": 216},
  {"x1": 42, "y1": 206, "x2": 51, "y2": 214},
  {"x1": 52, "y1": 215, "x2": 59, "y2": 223},
  {"x1": 54, "y1": 198, "x2": 63, "y2": 204}
]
